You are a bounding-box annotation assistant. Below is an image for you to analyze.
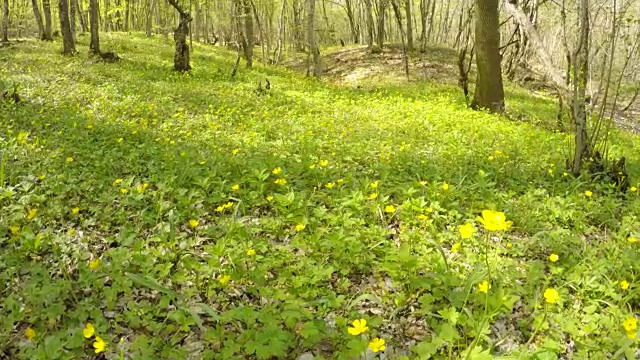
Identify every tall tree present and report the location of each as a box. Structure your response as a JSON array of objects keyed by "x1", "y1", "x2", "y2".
[
  {"x1": 242, "y1": 0, "x2": 253, "y2": 67},
  {"x1": 470, "y1": 0, "x2": 504, "y2": 113},
  {"x1": 59, "y1": 0, "x2": 76, "y2": 54},
  {"x1": 42, "y1": 0, "x2": 53, "y2": 40},
  {"x1": 167, "y1": 0, "x2": 193, "y2": 71},
  {"x1": 376, "y1": 0, "x2": 386, "y2": 49},
  {"x1": 70, "y1": 0, "x2": 76, "y2": 39},
  {"x1": 89, "y1": 0, "x2": 100, "y2": 54},
  {"x1": 2, "y1": 0, "x2": 8, "y2": 42},
  {"x1": 31, "y1": 0, "x2": 46, "y2": 39},
  {"x1": 404, "y1": 0, "x2": 412, "y2": 51},
  {"x1": 571, "y1": 0, "x2": 590, "y2": 174},
  {"x1": 308, "y1": 0, "x2": 321, "y2": 77}
]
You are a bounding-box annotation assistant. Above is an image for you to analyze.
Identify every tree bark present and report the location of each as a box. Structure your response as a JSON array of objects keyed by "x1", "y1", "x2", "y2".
[
  {"x1": 42, "y1": 0, "x2": 52, "y2": 39},
  {"x1": 274, "y1": 0, "x2": 285, "y2": 64},
  {"x1": 146, "y1": 0, "x2": 156, "y2": 36},
  {"x1": 365, "y1": 0, "x2": 373, "y2": 48},
  {"x1": 59, "y1": 0, "x2": 76, "y2": 54},
  {"x1": 242, "y1": 0, "x2": 253, "y2": 67},
  {"x1": 89, "y1": 0, "x2": 100, "y2": 54},
  {"x1": 345, "y1": 0, "x2": 357, "y2": 43},
  {"x1": 32, "y1": 0, "x2": 46, "y2": 39},
  {"x1": 470, "y1": 0, "x2": 504, "y2": 113},
  {"x1": 404, "y1": 0, "x2": 412, "y2": 51},
  {"x1": 2, "y1": 0, "x2": 8, "y2": 42},
  {"x1": 308, "y1": 0, "x2": 321, "y2": 77},
  {"x1": 70, "y1": 0, "x2": 76, "y2": 39},
  {"x1": 167, "y1": 0, "x2": 192, "y2": 71},
  {"x1": 376, "y1": 0, "x2": 385, "y2": 49},
  {"x1": 76, "y1": 0, "x2": 87, "y2": 32},
  {"x1": 571, "y1": 0, "x2": 589, "y2": 175}
]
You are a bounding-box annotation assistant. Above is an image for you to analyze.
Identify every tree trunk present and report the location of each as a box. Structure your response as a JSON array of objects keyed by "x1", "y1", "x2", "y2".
[
  {"x1": 167, "y1": 0, "x2": 192, "y2": 71},
  {"x1": 146, "y1": 0, "x2": 155, "y2": 36},
  {"x1": 404, "y1": 0, "x2": 412, "y2": 51},
  {"x1": 70, "y1": 0, "x2": 76, "y2": 40},
  {"x1": 2, "y1": 0, "x2": 8, "y2": 42},
  {"x1": 571, "y1": 0, "x2": 589, "y2": 175},
  {"x1": 42, "y1": 0, "x2": 52, "y2": 39},
  {"x1": 104, "y1": 0, "x2": 109, "y2": 31},
  {"x1": 89, "y1": 0, "x2": 100, "y2": 54},
  {"x1": 308, "y1": 0, "x2": 321, "y2": 77},
  {"x1": 77, "y1": 0, "x2": 87, "y2": 32},
  {"x1": 59, "y1": 0, "x2": 76, "y2": 54},
  {"x1": 32, "y1": 0, "x2": 46, "y2": 39},
  {"x1": 365, "y1": 0, "x2": 373, "y2": 48},
  {"x1": 242, "y1": 0, "x2": 253, "y2": 67},
  {"x1": 344, "y1": 0, "x2": 357, "y2": 43},
  {"x1": 470, "y1": 0, "x2": 504, "y2": 113},
  {"x1": 376, "y1": 0, "x2": 385, "y2": 49},
  {"x1": 275, "y1": 0, "x2": 285, "y2": 64}
]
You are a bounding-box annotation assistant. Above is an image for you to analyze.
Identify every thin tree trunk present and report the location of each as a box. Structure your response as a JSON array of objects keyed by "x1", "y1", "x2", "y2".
[
  {"x1": 365, "y1": 0, "x2": 373, "y2": 48},
  {"x1": 404, "y1": 0, "x2": 412, "y2": 51},
  {"x1": 104, "y1": 0, "x2": 109, "y2": 31},
  {"x1": 2, "y1": 0, "x2": 9, "y2": 42},
  {"x1": 376, "y1": 0, "x2": 385, "y2": 48},
  {"x1": 344, "y1": 0, "x2": 357, "y2": 43},
  {"x1": 32, "y1": 0, "x2": 46, "y2": 39},
  {"x1": 167, "y1": 0, "x2": 192, "y2": 71},
  {"x1": 275, "y1": 0, "x2": 285, "y2": 63},
  {"x1": 571, "y1": 0, "x2": 590, "y2": 175},
  {"x1": 70, "y1": 0, "x2": 76, "y2": 40},
  {"x1": 77, "y1": 0, "x2": 87, "y2": 32},
  {"x1": 42, "y1": 0, "x2": 52, "y2": 39},
  {"x1": 308, "y1": 0, "x2": 321, "y2": 77},
  {"x1": 470, "y1": 0, "x2": 504, "y2": 113},
  {"x1": 146, "y1": 0, "x2": 155, "y2": 36},
  {"x1": 89, "y1": 0, "x2": 100, "y2": 54},
  {"x1": 240, "y1": 0, "x2": 253, "y2": 67},
  {"x1": 59, "y1": 0, "x2": 76, "y2": 54}
]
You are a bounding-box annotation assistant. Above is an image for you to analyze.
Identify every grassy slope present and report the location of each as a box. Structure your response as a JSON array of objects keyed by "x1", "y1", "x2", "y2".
[{"x1": 1, "y1": 34, "x2": 640, "y2": 359}]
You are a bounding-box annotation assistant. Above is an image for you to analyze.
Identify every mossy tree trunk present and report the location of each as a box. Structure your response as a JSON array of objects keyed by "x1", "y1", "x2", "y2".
[
  {"x1": 167, "y1": 0, "x2": 193, "y2": 71},
  {"x1": 470, "y1": 0, "x2": 504, "y2": 113},
  {"x1": 89, "y1": 0, "x2": 100, "y2": 54},
  {"x1": 42, "y1": 0, "x2": 53, "y2": 40}
]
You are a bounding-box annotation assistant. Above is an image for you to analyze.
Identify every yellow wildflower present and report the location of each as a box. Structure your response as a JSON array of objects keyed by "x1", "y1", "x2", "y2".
[
  {"x1": 419, "y1": 181, "x2": 427, "y2": 186},
  {"x1": 218, "y1": 275, "x2": 231, "y2": 285},
  {"x1": 549, "y1": 254, "x2": 559, "y2": 262},
  {"x1": 488, "y1": 156, "x2": 494, "y2": 161},
  {"x1": 631, "y1": 187, "x2": 637, "y2": 192},
  {"x1": 623, "y1": 317, "x2": 637, "y2": 333},
  {"x1": 232, "y1": 148, "x2": 239, "y2": 155},
  {"x1": 628, "y1": 236, "x2": 638, "y2": 243},
  {"x1": 384, "y1": 205, "x2": 396, "y2": 213},
  {"x1": 347, "y1": 319, "x2": 369, "y2": 335},
  {"x1": 451, "y1": 243, "x2": 461, "y2": 252},
  {"x1": 417, "y1": 214, "x2": 429, "y2": 221},
  {"x1": 65, "y1": 157, "x2": 74, "y2": 163},
  {"x1": 274, "y1": 178, "x2": 287, "y2": 185},
  {"x1": 93, "y1": 336, "x2": 107, "y2": 353},
  {"x1": 89, "y1": 258, "x2": 100, "y2": 269},
  {"x1": 325, "y1": 182, "x2": 335, "y2": 189},
  {"x1": 478, "y1": 280, "x2": 491, "y2": 294},
  {"x1": 370, "y1": 181, "x2": 379, "y2": 189},
  {"x1": 189, "y1": 219, "x2": 199, "y2": 228},
  {"x1": 585, "y1": 190, "x2": 593, "y2": 197},
  {"x1": 563, "y1": 172, "x2": 569, "y2": 177},
  {"x1": 266, "y1": 196, "x2": 274, "y2": 201},
  {"x1": 458, "y1": 223, "x2": 475, "y2": 239},
  {"x1": 442, "y1": 183, "x2": 449, "y2": 191},
  {"x1": 369, "y1": 193, "x2": 378, "y2": 199},
  {"x1": 247, "y1": 249, "x2": 256, "y2": 256},
  {"x1": 272, "y1": 167, "x2": 282, "y2": 175},
  {"x1": 337, "y1": 178, "x2": 344, "y2": 184},
  {"x1": 112, "y1": 178, "x2": 123, "y2": 186},
  {"x1": 27, "y1": 208, "x2": 37, "y2": 220},
  {"x1": 309, "y1": 164, "x2": 316, "y2": 169},
  {"x1": 83, "y1": 323, "x2": 95, "y2": 338},
  {"x1": 9, "y1": 226, "x2": 20, "y2": 235},
  {"x1": 621, "y1": 280, "x2": 630, "y2": 290},
  {"x1": 25, "y1": 327, "x2": 36, "y2": 341},
  {"x1": 295, "y1": 224, "x2": 306, "y2": 231},
  {"x1": 232, "y1": 184, "x2": 240, "y2": 191},
  {"x1": 319, "y1": 160, "x2": 329, "y2": 167},
  {"x1": 368, "y1": 337, "x2": 386, "y2": 353},
  {"x1": 544, "y1": 288, "x2": 559, "y2": 304},
  {"x1": 120, "y1": 188, "x2": 128, "y2": 194},
  {"x1": 71, "y1": 207, "x2": 80, "y2": 215},
  {"x1": 477, "y1": 210, "x2": 512, "y2": 231}
]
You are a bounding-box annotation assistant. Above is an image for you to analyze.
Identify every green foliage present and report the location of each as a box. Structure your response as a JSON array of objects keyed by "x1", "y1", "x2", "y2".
[{"x1": 1, "y1": 33, "x2": 640, "y2": 359}]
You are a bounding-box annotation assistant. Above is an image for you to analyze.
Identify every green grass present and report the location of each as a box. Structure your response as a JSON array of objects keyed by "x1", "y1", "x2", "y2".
[{"x1": 2, "y1": 33, "x2": 640, "y2": 360}]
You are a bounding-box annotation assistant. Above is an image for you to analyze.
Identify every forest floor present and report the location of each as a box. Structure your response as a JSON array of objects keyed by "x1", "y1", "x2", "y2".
[{"x1": 1, "y1": 33, "x2": 640, "y2": 360}]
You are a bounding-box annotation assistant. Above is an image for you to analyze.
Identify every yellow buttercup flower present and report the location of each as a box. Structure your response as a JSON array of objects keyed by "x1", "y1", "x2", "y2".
[
  {"x1": 112, "y1": 178, "x2": 123, "y2": 186},
  {"x1": 325, "y1": 182, "x2": 335, "y2": 189},
  {"x1": 477, "y1": 210, "x2": 512, "y2": 231},
  {"x1": 232, "y1": 184, "x2": 240, "y2": 191},
  {"x1": 272, "y1": 167, "x2": 282, "y2": 175},
  {"x1": 368, "y1": 337, "x2": 386, "y2": 353},
  {"x1": 631, "y1": 186, "x2": 637, "y2": 192},
  {"x1": 319, "y1": 160, "x2": 329, "y2": 167},
  {"x1": 369, "y1": 193, "x2": 378, "y2": 199},
  {"x1": 71, "y1": 207, "x2": 80, "y2": 215},
  {"x1": 189, "y1": 219, "x2": 199, "y2": 228},
  {"x1": 337, "y1": 178, "x2": 344, "y2": 184},
  {"x1": 120, "y1": 188, "x2": 128, "y2": 194},
  {"x1": 628, "y1": 236, "x2": 638, "y2": 243},
  {"x1": 384, "y1": 205, "x2": 396, "y2": 213},
  {"x1": 232, "y1": 148, "x2": 240, "y2": 155},
  {"x1": 370, "y1": 181, "x2": 379, "y2": 189},
  {"x1": 584, "y1": 190, "x2": 593, "y2": 197},
  {"x1": 83, "y1": 323, "x2": 95, "y2": 338},
  {"x1": 620, "y1": 280, "x2": 630, "y2": 290},
  {"x1": 442, "y1": 183, "x2": 449, "y2": 191},
  {"x1": 93, "y1": 336, "x2": 107, "y2": 353},
  {"x1": 478, "y1": 280, "x2": 490, "y2": 293},
  {"x1": 89, "y1": 259, "x2": 100, "y2": 269},
  {"x1": 417, "y1": 214, "x2": 429, "y2": 221},
  {"x1": 451, "y1": 243, "x2": 461, "y2": 252},
  {"x1": 544, "y1": 288, "x2": 559, "y2": 304},
  {"x1": 218, "y1": 275, "x2": 231, "y2": 285},
  {"x1": 419, "y1": 181, "x2": 427, "y2": 186},
  {"x1": 347, "y1": 319, "x2": 369, "y2": 335},
  {"x1": 266, "y1": 195, "x2": 274, "y2": 201},
  {"x1": 623, "y1": 317, "x2": 637, "y2": 333},
  {"x1": 9, "y1": 226, "x2": 20, "y2": 235},
  {"x1": 549, "y1": 254, "x2": 559, "y2": 262},
  {"x1": 295, "y1": 224, "x2": 306, "y2": 231},
  {"x1": 274, "y1": 178, "x2": 287, "y2": 185},
  {"x1": 25, "y1": 327, "x2": 36, "y2": 341},
  {"x1": 458, "y1": 223, "x2": 474, "y2": 239},
  {"x1": 247, "y1": 249, "x2": 256, "y2": 256},
  {"x1": 65, "y1": 157, "x2": 74, "y2": 163},
  {"x1": 27, "y1": 208, "x2": 37, "y2": 220}
]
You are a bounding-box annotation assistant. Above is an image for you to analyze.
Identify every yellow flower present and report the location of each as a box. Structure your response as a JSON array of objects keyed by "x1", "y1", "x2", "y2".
[
  {"x1": 631, "y1": 187, "x2": 638, "y2": 192},
  {"x1": 488, "y1": 156, "x2": 494, "y2": 161},
  {"x1": 584, "y1": 190, "x2": 593, "y2": 197},
  {"x1": 544, "y1": 288, "x2": 559, "y2": 304},
  {"x1": 549, "y1": 254, "x2": 559, "y2": 262},
  {"x1": 626, "y1": 330, "x2": 636, "y2": 339},
  {"x1": 9, "y1": 226, "x2": 20, "y2": 235},
  {"x1": 27, "y1": 208, "x2": 37, "y2": 220},
  {"x1": 224, "y1": 202, "x2": 234, "y2": 209},
  {"x1": 232, "y1": 148, "x2": 239, "y2": 155},
  {"x1": 563, "y1": 172, "x2": 569, "y2": 177},
  {"x1": 623, "y1": 316, "x2": 637, "y2": 333},
  {"x1": 189, "y1": 219, "x2": 199, "y2": 228},
  {"x1": 419, "y1": 181, "x2": 427, "y2": 186},
  {"x1": 548, "y1": 169, "x2": 554, "y2": 174},
  {"x1": 347, "y1": 319, "x2": 369, "y2": 335},
  {"x1": 417, "y1": 214, "x2": 429, "y2": 221},
  {"x1": 384, "y1": 205, "x2": 396, "y2": 213},
  {"x1": 120, "y1": 188, "x2": 128, "y2": 194},
  {"x1": 218, "y1": 275, "x2": 231, "y2": 285},
  {"x1": 83, "y1": 323, "x2": 95, "y2": 338},
  {"x1": 93, "y1": 336, "x2": 107, "y2": 353},
  {"x1": 368, "y1": 337, "x2": 386, "y2": 353},
  {"x1": 71, "y1": 207, "x2": 80, "y2": 215},
  {"x1": 112, "y1": 178, "x2": 123, "y2": 186},
  {"x1": 247, "y1": 249, "x2": 256, "y2": 256},
  {"x1": 458, "y1": 223, "x2": 475, "y2": 239},
  {"x1": 477, "y1": 210, "x2": 513, "y2": 231},
  {"x1": 337, "y1": 178, "x2": 344, "y2": 184},
  {"x1": 370, "y1": 181, "x2": 379, "y2": 189},
  {"x1": 620, "y1": 280, "x2": 630, "y2": 290},
  {"x1": 117, "y1": 137, "x2": 123, "y2": 143},
  {"x1": 65, "y1": 157, "x2": 74, "y2": 163},
  {"x1": 478, "y1": 280, "x2": 491, "y2": 294},
  {"x1": 451, "y1": 243, "x2": 461, "y2": 252},
  {"x1": 309, "y1": 164, "x2": 316, "y2": 169},
  {"x1": 136, "y1": 183, "x2": 149, "y2": 193},
  {"x1": 325, "y1": 182, "x2": 335, "y2": 189},
  {"x1": 295, "y1": 224, "x2": 306, "y2": 231},
  {"x1": 25, "y1": 327, "x2": 36, "y2": 341},
  {"x1": 274, "y1": 178, "x2": 287, "y2": 185},
  {"x1": 89, "y1": 258, "x2": 100, "y2": 269},
  {"x1": 506, "y1": 243, "x2": 513, "y2": 248},
  {"x1": 442, "y1": 183, "x2": 449, "y2": 190},
  {"x1": 272, "y1": 167, "x2": 282, "y2": 175},
  {"x1": 369, "y1": 193, "x2": 378, "y2": 199},
  {"x1": 266, "y1": 195, "x2": 274, "y2": 201},
  {"x1": 628, "y1": 236, "x2": 638, "y2": 243},
  {"x1": 215, "y1": 205, "x2": 225, "y2": 212},
  {"x1": 319, "y1": 160, "x2": 329, "y2": 167},
  {"x1": 232, "y1": 184, "x2": 240, "y2": 191}
]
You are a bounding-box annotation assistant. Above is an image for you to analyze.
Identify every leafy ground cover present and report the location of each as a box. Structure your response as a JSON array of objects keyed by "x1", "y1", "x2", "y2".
[{"x1": 1, "y1": 33, "x2": 640, "y2": 359}]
